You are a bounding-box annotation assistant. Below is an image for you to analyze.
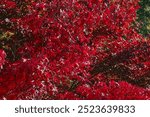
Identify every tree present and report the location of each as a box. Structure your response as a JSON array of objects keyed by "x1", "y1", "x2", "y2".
[
  {"x1": 137, "y1": 0, "x2": 150, "y2": 37},
  {"x1": 0, "y1": 0, "x2": 150, "y2": 99}
]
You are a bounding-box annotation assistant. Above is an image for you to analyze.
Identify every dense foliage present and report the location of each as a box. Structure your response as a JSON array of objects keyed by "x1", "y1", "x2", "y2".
[
  {"x1": 137, "y1": 0, "x2": 150, "y2": 37},
  {"x1": 0, "y1": 0, "x2": 150, "y2": 100}
]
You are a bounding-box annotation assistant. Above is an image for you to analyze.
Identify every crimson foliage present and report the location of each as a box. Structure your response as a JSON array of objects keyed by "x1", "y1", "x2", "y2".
[{"x1": 0, "y1": 0, "x2": 150, "y2": 99}]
